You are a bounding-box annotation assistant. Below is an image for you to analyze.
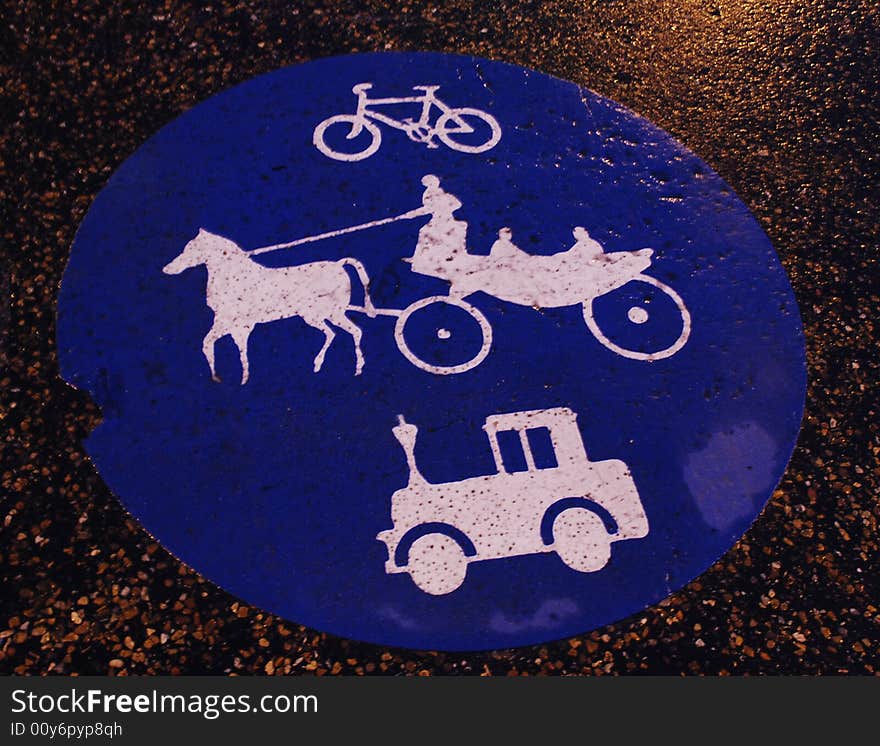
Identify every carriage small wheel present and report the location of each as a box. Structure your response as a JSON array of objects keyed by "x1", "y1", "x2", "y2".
[
  {"x1": 582, "y1": 275, "x2": 692, "y2": 361},
  {"x1": 394, "y1": 296, "x2": 492, "y2": 375}
]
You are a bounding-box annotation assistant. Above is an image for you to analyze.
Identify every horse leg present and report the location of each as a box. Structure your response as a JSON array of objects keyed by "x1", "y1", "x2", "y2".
[
  {"x1": 202, "y1": 321, "x2": 225, "y2": 382},
  {"x1": 229, "y1": 326, "x2": 253, "y2": 385},
  {"x1": 331, "y1": 314, "x2": 365, "y2": 376},
  {"x1": 308, "y1": 320, "x2": 336, "y2": 373}
]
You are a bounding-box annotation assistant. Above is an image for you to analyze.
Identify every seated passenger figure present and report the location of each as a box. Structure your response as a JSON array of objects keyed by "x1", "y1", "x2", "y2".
[
  {"x1": 488, "y1": 227, "x2": 529, "y2": 266},
  {"x1": 567, "y1": 226, "x2": 606, "y2": 260}
]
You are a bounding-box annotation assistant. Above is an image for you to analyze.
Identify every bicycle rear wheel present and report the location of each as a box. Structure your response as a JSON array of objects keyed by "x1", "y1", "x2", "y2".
[{"x1": 313, "y1": 115, "x2": 381, "y2": 161}]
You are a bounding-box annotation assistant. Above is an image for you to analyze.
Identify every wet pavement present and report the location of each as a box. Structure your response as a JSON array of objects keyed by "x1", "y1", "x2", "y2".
[{"x1": 1, "y1": 0, "x2": 878, "y2": 673}]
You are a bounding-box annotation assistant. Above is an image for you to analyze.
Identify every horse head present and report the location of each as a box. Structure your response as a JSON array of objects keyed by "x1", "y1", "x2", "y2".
[{"x1": 163, "y1": 229, "x2": 239, "y2": 274}]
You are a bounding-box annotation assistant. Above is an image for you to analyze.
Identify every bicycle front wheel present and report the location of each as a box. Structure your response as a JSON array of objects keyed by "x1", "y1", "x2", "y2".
[{"x1": 435, "y1": 108, "x2": 502, "y2": 154}]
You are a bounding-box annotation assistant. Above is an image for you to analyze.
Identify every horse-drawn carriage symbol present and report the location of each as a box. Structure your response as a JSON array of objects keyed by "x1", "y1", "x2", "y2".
[
  {"x1": 376, "y1": 407, "x2": 649, "y2": 595},
  {"x1": 162, "y1": 174, "x2": 691, "y2": 383}
]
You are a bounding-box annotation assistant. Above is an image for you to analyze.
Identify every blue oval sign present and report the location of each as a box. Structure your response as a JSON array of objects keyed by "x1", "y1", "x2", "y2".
[{"x1": 58, "y1": 52, "x2": 806, "y2": 650}]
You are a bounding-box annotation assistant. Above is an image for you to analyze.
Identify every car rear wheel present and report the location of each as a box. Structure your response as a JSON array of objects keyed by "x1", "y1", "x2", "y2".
[
  {"x1": 553, "y1": 509, "x2": 611, "y2": 573},
  {"x1": 407, "y1": 533, "x2": 468, "y2": 595}
]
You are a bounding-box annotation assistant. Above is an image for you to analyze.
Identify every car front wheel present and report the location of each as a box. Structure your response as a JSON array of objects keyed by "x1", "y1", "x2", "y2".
[{"x1": 553, "y1": 508, "x2": 611, "y2": 573}]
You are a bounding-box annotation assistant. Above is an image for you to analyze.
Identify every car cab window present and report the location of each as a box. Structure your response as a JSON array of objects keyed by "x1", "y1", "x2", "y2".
[
  {"x1": 496, "y1": 429, "x2": 528, "y2": 472},
  {"x1": 526, "y1": 427, "x2": 558, "y2": 469}
]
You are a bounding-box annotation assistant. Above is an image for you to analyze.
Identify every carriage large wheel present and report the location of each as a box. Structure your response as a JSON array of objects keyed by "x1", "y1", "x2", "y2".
[
  {"x1": 394, "y1": 296, "x2": 492, "y2": 375},
  {"x1": 582, "y1": 275, "x2": 691, "y2": 361}
]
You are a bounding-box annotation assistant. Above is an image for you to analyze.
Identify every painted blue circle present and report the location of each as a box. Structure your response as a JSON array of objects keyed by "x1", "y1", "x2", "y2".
[{"x1": 58, "y1": 52, "x2": 806, "y2": 650}]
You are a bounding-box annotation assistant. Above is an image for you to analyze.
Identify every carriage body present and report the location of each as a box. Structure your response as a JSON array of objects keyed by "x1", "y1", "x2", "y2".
[
  {"x1": 412, "y1": 247, "x2": 655, "y2": 308},
  {"x1": 397, "y1": 242, "x2": 691, "y2": 374}
]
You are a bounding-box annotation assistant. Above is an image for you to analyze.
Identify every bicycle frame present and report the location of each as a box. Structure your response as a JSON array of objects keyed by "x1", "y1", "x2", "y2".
[{"x1": 350, "y1": 85, "x2": 452, "y2": 137}]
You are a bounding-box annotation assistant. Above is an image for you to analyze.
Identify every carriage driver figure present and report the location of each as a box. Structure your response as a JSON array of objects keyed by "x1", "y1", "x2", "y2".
[{"x1": 407, "y1": 174, "x2": 470, "y2": 278}]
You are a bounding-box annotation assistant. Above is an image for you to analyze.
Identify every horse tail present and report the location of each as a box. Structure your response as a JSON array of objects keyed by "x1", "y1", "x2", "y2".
[{"x1": 340, "y1": 258, "x2": 377, "y2": 318}]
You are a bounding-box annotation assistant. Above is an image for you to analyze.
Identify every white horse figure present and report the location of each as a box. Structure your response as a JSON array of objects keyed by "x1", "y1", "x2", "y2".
[{"x1": 163, "y1": 229, "x2": 377, "y2": 384}]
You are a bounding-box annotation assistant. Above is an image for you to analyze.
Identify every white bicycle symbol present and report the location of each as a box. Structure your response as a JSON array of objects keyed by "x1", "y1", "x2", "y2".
[{"x1": 313, "y1": 83, "x2": 502, "y2": 162}]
